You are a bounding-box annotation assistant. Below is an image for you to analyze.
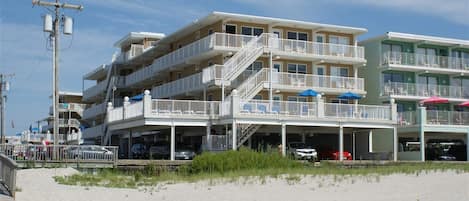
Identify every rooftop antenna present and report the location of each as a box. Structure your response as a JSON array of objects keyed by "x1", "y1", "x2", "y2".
[{"x1": 32, "y1": 0, "x2": 83, "y2": 158}]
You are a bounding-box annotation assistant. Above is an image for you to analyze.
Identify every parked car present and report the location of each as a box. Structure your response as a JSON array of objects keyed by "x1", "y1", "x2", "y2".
[
  {"x1": 149, "y1": 142, "x2": 170, "y2": 159},
  {"x1": 131, "y1": 143, "x2": 148, "y2": 159},
  {"x1": 287, "y1": 142, "x2": 318, "y2": 161},
  {"x1": 175, "y1": 144, "x2": 196, "y2": 160},
  {"x1": 66, "y1": 146, "x2": 114, "y2": 160},
  {"x1": 317, "y1": 145, "x2": 352, "y2": 160}
]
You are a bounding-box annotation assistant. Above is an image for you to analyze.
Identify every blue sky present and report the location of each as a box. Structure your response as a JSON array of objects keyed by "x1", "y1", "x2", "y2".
[{"x1": 0, "y1": 0, "x2": 468, "y2": 135}]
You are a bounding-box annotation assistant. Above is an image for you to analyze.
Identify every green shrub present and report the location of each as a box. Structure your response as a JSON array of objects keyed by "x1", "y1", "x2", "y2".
[{"x1": 190, "y1": 148, "x2": 301, "y2": 174}]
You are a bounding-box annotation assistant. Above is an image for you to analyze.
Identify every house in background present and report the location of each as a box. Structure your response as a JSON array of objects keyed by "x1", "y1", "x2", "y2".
[{"x1": 360, "y1": 32, "x2": 469, "y2": 161}]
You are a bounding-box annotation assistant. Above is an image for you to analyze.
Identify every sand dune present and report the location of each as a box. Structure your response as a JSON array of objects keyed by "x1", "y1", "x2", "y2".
[{"x1": 16, "y1": 168, "x2": 469, "y2": 201}]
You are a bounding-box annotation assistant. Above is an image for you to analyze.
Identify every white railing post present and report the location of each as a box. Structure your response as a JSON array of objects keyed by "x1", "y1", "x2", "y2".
[
  {"x1": 123, "y1": 96, "x2": 130, "y2": 120},
  {"x1": 316, "y1": 94, "x2": 324, "y2": 118},
  {"x1": 231, "y1": 89, "x2": 240, "y2": 118},
  {"x1": 106, "y1": 102, "x2": 113, "y2": 123},
  {"x1": 143, "y1": 90, "x2": 151, "y2": 118},
  {"x1": 390, "y1": 98, "x2": 397, "y2": 122}
]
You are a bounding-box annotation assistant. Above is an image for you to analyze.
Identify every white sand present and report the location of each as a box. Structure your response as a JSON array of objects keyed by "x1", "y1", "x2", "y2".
[{"x1": 16, "y1": 168, "x2": 469, "y2": 201}]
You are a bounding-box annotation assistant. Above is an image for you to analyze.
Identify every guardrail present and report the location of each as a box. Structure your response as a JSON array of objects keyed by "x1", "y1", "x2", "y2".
[
  {"x1": 0, "y1": 154, "x2": 17, "y2": 198},
  {"x1": 382, "y1": 81, "x2": 469, "y2": 99},
  {"x1": 83, "y1": 102, "x2": 106, "y2": 120},
  {"x1": 0, "y1": 144, "x2": 118, "y2": 165},
  {"x1": 426, "y1": 110, "x2": 469, "y2": 125},
  {"x1": 272, "y1": 37, "x2": 364, "y2": 59},
  {"x1": 382, "y1": 51, "x2": 469, "y2": 71},
  {"x1": 151, "y1": 72, "x2": 204, "y2": 98},
  {"x1": 83, "y1": 80, "x2": 107, "y2": 100}
]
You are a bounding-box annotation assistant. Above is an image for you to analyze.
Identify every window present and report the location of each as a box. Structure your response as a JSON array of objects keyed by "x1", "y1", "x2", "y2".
[
  {"x1": 225, "y1": 24, "x2": 236, "y2": 34},
  {"x1": 331, "y1": 99, "x2": 349, "y2": 104},
  {"x1": 330, "y1": 66, "x2": 348, "y2": 77},
  {"x1": 329, "y1": 35, "x2": 349, "y2": 45},
  {"x1": 383, "y1": 73, "x2": 404, "y2": 83},
  {"x1": 241, "y1": 26, "x2": 263, "y2": 36},
  {"x1": 208, "y1": 29, "x2": 214, "y2": 35},
  {"x1": 287, "y1": 31, "x2": 308, "y2": 41},
  {"x1": 417, "y1": 47, "x2": 437, "y2": 66},
  {"x1": 287, "y1": 96, "x2": 307, "y2": 102},
  {"x1": 207, "y1": 60, "x2": 214, "y2": 66},
  {"x1": 177, "y1": 72, "x2": 182, "y2": 79},
  {"x1": 253, "y1": 95, "x2": 263, "y2": 100},
  {"x1": 287, "y1": 63, "x2": 307, "y2": 74},
  {"x1": 247, "y1": 61, "x2": 263, "y2": 72}
]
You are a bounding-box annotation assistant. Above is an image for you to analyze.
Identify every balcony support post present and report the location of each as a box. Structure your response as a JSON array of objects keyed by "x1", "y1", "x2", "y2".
[
  {"x1": 232, "y1": 121, "x2": 237, "y2": 150},
  {"x1": 170, "y1": 125, "x2": 176, "y2": 161},
  {"x1": 393, "y1": 126, "x2": 398, "y2": 161},
  {"x1": 368, "y1": 130, "x2": 373, "y2": 152},
  {"x1": 269, "y1": 51, "x2": 273, "y2": 112},
  {"x1": 206, "y1": 124, "x2": 211, "y2": 151},
  {"x1": 128, "y1": 129, "x2": 132, "y2": 159},
  {"x1": 143, "y1": 90, "x2": 151, "y2": 118},
  {"x1": 316, "y1": 94, "x2": 324, "y2": 118},
  {"x1": 123, "y1": 96, "x2": 130, "y2": 120},
  {"x1": 418, "y1": 106, "x2": 426, "y2": 161},
  {"x1": 466, "y1": 129, "x2": 469, "y2": 162},
  {"x1": 281, "y1": 123, "x2": 286, "y2": 157},
  {"x1": 390, "y1": 99, "x2": 397, "y2": 122},
  {"x1": 339, "y1": 124, "x2": 344, "y2": 161}
]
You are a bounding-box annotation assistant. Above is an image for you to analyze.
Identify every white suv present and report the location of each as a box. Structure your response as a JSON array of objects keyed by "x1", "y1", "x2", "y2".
[{"x1": 287, "y1": 142, "x2": 318, "y2": 162}]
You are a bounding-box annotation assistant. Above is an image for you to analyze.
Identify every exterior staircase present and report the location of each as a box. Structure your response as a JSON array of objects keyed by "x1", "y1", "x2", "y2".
[
  {"x1": 101, "y1": 64, "x2": 118, "y2": 145},
  {"x1": 237, "y1": 124, "x2": 262, "y2": 147}
]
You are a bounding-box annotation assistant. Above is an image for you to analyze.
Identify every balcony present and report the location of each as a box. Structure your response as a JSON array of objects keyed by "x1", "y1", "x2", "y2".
[
  {"x1": 106, "y1": 93, "x2": 393, "y2": 125},
  {"x1": 83, "y1": 80, "x2": 107, "y2": 101},
  {"x1": 381, "y1": 51, "x2": 469, "y2": 72},
  {"x1": 238, "y1": 100, "x2": 392, "y2": 122},
  {"x1": 125, "y1": 33, "x2": 366, "y2": 88},
  {"x1": 82, "y1": 124, "x2": 104, "y2": 139},
  {"x1": 151, "y1": 72, "x2": 204, "y2": 98},
  {"x1": 50, "y1": 103, "x2": 86, "y2": 116},
  {"x1": 82, "y1": 102, "x2": 106, "y2": 120},
  {"x1": 398, "y1": 110, "x2": 469, "y2": 126},
  {"x1": 382, "y1": 82, "x2": 469, "y2": 100}
]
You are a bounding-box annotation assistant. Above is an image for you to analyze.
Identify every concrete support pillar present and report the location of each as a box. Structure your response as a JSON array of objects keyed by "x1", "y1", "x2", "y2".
[
  {"x1": 301, "y1": 133, "x2": 306, "y2": 143},
  {"x1": 247, "y1": 136, "x2": 252, "y2": 149},
  {"x1": 418, "y1": 106, "x2": 426, "y2": 161},
  {"x1": 352, "y1": 132, "x2": 356, "y2": 160},
  {"x1": 368, "y1": 130, "x2": 373, "y2": 152},
  {"x1": 466, "y1": 130, "x2": 469, "y2": 161},
  {"x1": 232, "y1": 121, "x2": 237, "y2": 150},
  {"x1": 281, "y1": 124, "x2": 286, "y2": 156},
  {"x1": 316, "y1": 94, "x2": 324, "y2": 118},
  {"x1": 339, "y1": 125, "x2": 344, "y2": 161},
  {"x1": 206, "y1": 124, "x2": 211, "y2": 151},
  {"x1": 170, "y1": 125, "x2": 175, "y2": 161},
  {"x1": 393, "y1": 126, "x2": 398, "y2": 161},
  {"x1": 128, "y1": 129, "x2": 132, "y2": 159}
]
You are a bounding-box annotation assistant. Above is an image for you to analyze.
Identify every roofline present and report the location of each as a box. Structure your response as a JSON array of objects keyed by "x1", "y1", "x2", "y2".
[
  {"x1": 156, "y1": 11, "x2": 367, "y2": 46},
  {"x1": 58, "y1": 91, "x2": 83, "y2": 97},
  {"x1": 360, "y1": 32, "x2": 469, "y2": 47},
  {"x1": 113, "y1": 32, "x2": 166, "y2": 48}
]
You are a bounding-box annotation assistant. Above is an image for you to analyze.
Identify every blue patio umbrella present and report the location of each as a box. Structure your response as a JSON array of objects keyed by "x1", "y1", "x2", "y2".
[
  {"x1": 338, "y1": 91, "x2": 362, "y2": 100},
  {"x1": 130, "y1": 93, "x2": 144, "y2": 101},
  {"x1": 298, "y1": 89, "x2": 318, "y2": 97}
]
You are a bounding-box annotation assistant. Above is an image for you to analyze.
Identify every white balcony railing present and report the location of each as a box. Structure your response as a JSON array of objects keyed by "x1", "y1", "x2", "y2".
[
  {"x1": 124, "y1": 101, "x2": 143, "y2": 119},
  {"x1": 150, "y1": 99, "x2": 220, "y2": 117},
  {"x1": 426, "y1": 110, "x2": 469, "y2": 125},
  {"x1": 382, "y1": 82, "x2": 469, "y2": 99},
  {"x1": 272, "y1": 38, "x2": 365, "y2": 59},
  {"x1": 83, "y1": 80, "x2": 107, "y2": 100},
  {"x1": 151, "y1": 72, "x2": 204, "y2": 98},
  {"x1": 381, "y1": 51, "x2": 469, "y2": 71},
  {"x1": 82, "y1": 102, "x2": 106, "y2": 120},
  {"x1": 126, "y1": 33, "x2": 365, "y2": 88},
  {"x1": 273, "y1": 71, "x2": 364, "y2": 92},
  {"x1": 238, "y1": 100, "x2": 392, "y2": 121},
  {"x1": 58, "y1": 119, "x2": 81, "y2": 128},
  {"x1": 398, "y1": 110, "x2": 469, "y2": 126}
]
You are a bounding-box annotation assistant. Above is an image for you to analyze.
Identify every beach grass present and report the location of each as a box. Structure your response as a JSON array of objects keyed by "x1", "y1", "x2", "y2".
[{"x1": 54, "y1": 148, "x2": 469, "y2": 188}]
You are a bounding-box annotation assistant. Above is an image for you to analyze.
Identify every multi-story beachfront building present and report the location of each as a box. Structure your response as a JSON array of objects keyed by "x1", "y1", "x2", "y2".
[
  {"x1": 22, "y1": 91, "x2": 86, "y2": 144},
  {"x1": 360, "y1": 32, "x2": 469, "y2": 161},
  {"x1": 82, "y1": 12, "x2": 397, "y2": 160}
]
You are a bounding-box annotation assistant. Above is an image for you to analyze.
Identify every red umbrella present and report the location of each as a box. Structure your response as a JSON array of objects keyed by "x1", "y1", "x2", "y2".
[
  {"x1": 419, "y1": 96, "x2": 449, "y2": 105},
  {"x1": 458, "y1": 101, "x2": 469, "y2": 107}
]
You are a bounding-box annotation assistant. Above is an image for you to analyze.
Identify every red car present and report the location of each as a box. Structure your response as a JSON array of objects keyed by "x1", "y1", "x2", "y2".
[{"x1": 318, "y1": 146, "x2": 352, "y2": 160}]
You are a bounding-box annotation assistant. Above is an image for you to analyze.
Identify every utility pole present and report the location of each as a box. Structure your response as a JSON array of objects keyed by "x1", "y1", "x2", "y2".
[
  {"x1": 32, "y1": 0, "x2": 83, "y2": 158},
  {"x1": 0, "y1": 74, "x2": 14, "y2": 144}
]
